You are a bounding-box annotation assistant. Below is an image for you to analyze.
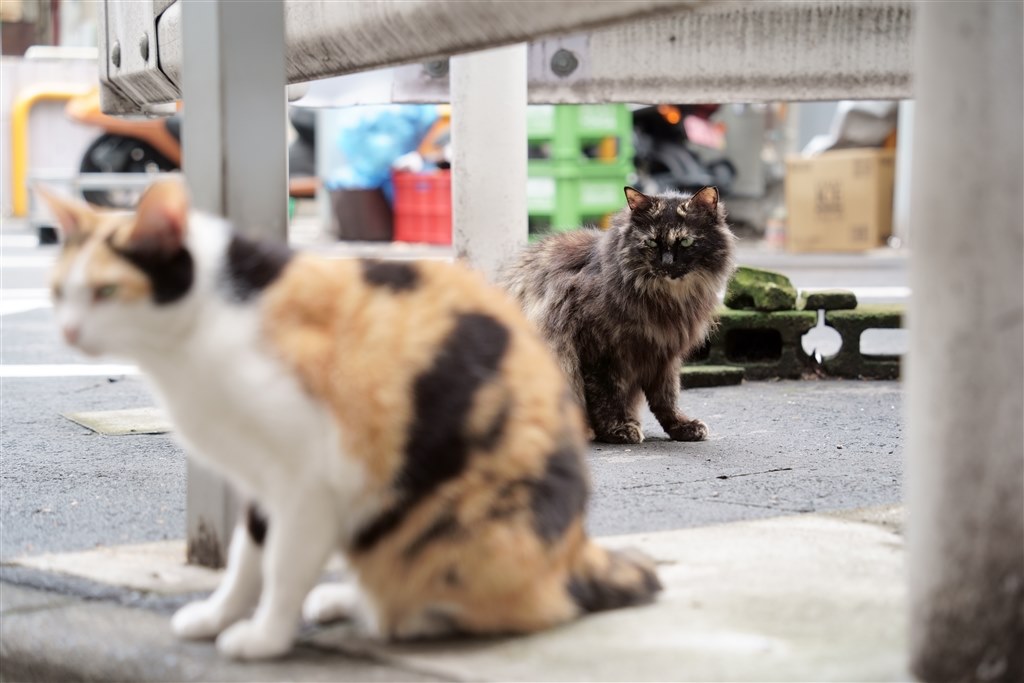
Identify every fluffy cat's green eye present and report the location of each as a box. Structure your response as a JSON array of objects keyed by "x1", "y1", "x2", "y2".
[
  {"x1": 94, "y1": 285, "x2": 118, "y2": 302},
  {"x1": 680, "y1": 236, "x2": 695, "y2": 248},
  {"x1": 645, "y1": 238, "x2": 658, "y2": 248}
]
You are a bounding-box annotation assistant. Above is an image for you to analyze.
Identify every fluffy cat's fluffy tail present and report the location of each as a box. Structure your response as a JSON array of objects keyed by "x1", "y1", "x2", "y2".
[{"x1": 568, "y1": 542, "x2": 662, "y2": 613}]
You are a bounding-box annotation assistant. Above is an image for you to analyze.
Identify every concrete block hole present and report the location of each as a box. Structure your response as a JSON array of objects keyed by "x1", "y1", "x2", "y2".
[
  {"x1": 724, "y1": 329, "x2": 784, "y2": 363},
  {"x1": 802, "y1": 312, "x2": 842, "y2": 362},
  {"x1": 690, "y1": 339, "x2": 711, "y2": 362}
]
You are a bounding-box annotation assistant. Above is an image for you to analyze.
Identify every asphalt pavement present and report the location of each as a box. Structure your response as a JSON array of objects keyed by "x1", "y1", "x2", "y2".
[{"x1": 1, "y1": 221, "x2": 907, "y2": 562}]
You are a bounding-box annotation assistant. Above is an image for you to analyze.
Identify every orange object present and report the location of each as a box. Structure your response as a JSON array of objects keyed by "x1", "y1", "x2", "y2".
[
  {"x1": 392, "y1": 170, "x2": 451, "y2": 245},
  {"x1": 65, "y1": 87, "x2": 182, "y2": 166},
  {"x1": 657, "y1": 104, "x2": 681, "y2": 125}
]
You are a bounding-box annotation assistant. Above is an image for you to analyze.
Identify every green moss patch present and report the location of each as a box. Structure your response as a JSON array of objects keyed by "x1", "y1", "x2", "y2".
[
  {"x1": 799, "y1": 289, "x2": 858, "y2": 311},
  {"x1": 725, "y1": 266, "x2": 798, "y2": 312}
]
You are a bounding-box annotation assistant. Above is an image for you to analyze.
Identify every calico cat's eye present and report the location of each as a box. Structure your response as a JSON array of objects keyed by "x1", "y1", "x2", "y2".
[
  {"x1": 680, "y1": 236, "x2": 695, "y2": 248},
  {"x1": 94, "y1": 284, "x2": 118, "y2": 302},
  {"x1": 644, "y1": 238, "x2": 658, "y2": 248}
]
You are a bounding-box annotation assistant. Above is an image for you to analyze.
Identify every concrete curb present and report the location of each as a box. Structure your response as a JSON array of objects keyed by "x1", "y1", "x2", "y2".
[
  {"x1": 0, "y1": 582, "x2": 445, "y2": 683},
  {"x1": 2, "y1": 508, "x2": 910, "y2": 682}
]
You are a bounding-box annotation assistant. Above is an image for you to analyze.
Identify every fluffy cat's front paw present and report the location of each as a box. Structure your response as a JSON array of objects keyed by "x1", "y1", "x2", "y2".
[
  {"x1": 216, "y1": 618, "x2": 293, "y2": 660},
  {"x1": 172, "y1": 599, "x2": 236, "y2": 640},
  {"x1": 596, "y1": 423, "x2": 644, "y2": 444},
  {"x1": 667, "y1": 419, "x2": 709, "y2": 442}
]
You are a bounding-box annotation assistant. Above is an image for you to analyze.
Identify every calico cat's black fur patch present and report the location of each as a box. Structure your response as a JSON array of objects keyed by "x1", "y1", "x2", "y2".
[
  {"x1": 360, "y1": 260, "x2": 420, "y2": 292},
  {"x1": 113, "y1": 239, "x2": 194, "y2": 305},
  {"x1": 567, "y1": 549, "x2": 662, "y2": 613},
  {"x1": 529, "y1": 441, "x2": 588, "y2": 542},
  {"x1": 402, "y1": 509, "x2": 461, "y2": 560},
  {"x1": 224, "y1": 234, "x2": 293, "y2": 302},
  {"x1": 353, "y1": 313, "x2": 511, "y2": 552},
  {"x1": 247, "y1": 504, "x2": 268, "y2": 546}
]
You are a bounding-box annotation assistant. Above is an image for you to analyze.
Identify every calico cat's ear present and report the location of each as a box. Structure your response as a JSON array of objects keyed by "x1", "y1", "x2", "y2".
[
  {"x1": 34, "y1": 185, "x2": 96, "y2": 239},
  {"x1": 126, "y1": 180, "x2": 190, "y2": 254},
  {"x1": 624, "y1": 187, "x2": 653, "y2": 212},
  {"x1": 685, "y1": 186, "x2": 719, "y2": 213}
]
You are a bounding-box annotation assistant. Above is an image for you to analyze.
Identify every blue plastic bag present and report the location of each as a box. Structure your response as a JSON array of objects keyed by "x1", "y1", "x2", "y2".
[{"x1": 323, "y1": 105, "x2": 438, "y2": 203}]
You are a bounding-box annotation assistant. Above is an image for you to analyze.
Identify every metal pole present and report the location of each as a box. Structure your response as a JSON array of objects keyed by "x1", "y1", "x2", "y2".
[
  {"x1": 450, "y1": 44, "x2": 528, "y2": 279},
  {"x1": 181, "y1": 0, "x2": 287, "y2": 566},
  {"x1": 906, "y1": 3, "x2": 1023, "y2": 682},
  {"x1": 892, "y1": 100, "x2": 913, "y2": 248}
]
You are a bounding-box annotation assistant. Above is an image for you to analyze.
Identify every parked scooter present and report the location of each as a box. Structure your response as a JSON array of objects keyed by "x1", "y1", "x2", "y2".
[
  {"x1": 631, "y1": 104, "x2": 737, "y2": 196},
  {"x1": 65, "y1": 88, "x2": 317, "y2": 207}
]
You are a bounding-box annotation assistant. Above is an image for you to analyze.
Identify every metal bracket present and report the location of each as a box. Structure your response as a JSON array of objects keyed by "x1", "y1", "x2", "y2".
[
  {"x1": 99, "y1": 0, "x2": 180, "y2": 114},
  {"x1": 529, "y1": 34, "x2": 591, "y2": 86}
]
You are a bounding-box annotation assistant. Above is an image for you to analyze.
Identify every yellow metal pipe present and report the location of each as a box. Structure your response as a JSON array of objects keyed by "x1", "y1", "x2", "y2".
[{"x1": 11, "y1": 84, "x2": 93, "y2": 216}]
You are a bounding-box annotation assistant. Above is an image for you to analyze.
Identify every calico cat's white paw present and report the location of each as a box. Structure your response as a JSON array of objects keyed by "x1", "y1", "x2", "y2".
[
  {"x1": 216, "y1": 618, "x2": 293, "y2": 660},
  {"x1": 303, "y1": 582, "x2": 358, "y2": 624},
  {"x1": 172, "y1": 599, "x2": 236, "y2": 640}
]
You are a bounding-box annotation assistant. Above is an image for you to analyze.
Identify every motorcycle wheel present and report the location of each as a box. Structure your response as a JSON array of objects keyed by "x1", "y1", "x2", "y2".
[{"x1": 79, "y1": 133, "x2": 178, "y2": 208}]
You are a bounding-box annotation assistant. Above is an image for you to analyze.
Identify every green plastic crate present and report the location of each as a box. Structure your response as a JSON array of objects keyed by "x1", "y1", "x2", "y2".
[
  {"x1": 527, "y1": 104, "x2": 633, "y2": 150},
  {"x1": 527, "y1": 160, "x2": 633, "y2": 231},
  {"x1": 526, "y1": 105, "x2": 634, "y2": 232}
]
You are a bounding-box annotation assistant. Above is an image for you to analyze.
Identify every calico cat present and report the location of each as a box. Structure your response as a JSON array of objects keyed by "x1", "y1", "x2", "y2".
[
  {"x1": 502, "y1": 186, "x2": 736, "y2": 445},
  {"x1": 40, "y1": 181, "x2": 660, "y2": 660}
]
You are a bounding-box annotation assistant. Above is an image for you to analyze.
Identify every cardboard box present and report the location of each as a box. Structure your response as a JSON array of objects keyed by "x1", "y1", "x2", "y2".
[{"x1": 785, "y1": 148, "x2": 895, "y2": 253}]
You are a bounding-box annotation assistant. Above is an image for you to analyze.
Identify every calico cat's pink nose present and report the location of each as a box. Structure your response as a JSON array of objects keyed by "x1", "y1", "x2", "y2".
[{"x1": 62, "y1": 325, "x2": 80, "y2": 345}]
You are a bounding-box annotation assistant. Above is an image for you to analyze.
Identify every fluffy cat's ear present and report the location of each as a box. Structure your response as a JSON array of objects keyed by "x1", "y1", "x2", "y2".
[
  {"x1": 685, "y1": 186, "x2": 719, "y2": 213},
  {"x1": 624, "y1": 187, "x2": 653, "y2": 212},
  {"x1": 34, "y1": 185, "x2": 96, "y2": 239},
  {"x1": 126, "y1": 180, "x2": 190, "y2": 254}
]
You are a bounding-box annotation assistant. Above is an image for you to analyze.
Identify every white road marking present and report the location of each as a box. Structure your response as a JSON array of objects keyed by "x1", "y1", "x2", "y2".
[
  {"x1": 0, "y1": 255, "x2": 57, "y2": 269},
  {"x1": 0, "y1": 235, "x2": 46, "y2": 249},
  {"x1": 0, "y1": 364, "x2": 139, "y2": 378},
  {"x1": 0, "y1": 289, "x2": 52, "y2": 316},
  {"x1": 0, "y1": 301, "x2": 52, "y2": 315}
]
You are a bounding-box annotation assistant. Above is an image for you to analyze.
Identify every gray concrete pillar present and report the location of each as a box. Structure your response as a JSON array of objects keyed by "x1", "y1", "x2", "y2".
[
  {"x1": 181, "y1": 0, "x2": 287, "y2": 567},
  {"x1": 450, "y1": 44, "x2": 528, "y2": 280},
  {"x1": 906, "y1": 2, "x2": 1023, "y2": 682}
]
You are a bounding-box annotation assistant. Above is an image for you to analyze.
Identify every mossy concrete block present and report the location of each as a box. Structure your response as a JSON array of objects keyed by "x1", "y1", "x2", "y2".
[
  {"x1": 689, "y1": 308, "x2": 817, "y2": 380},
  {"x1": 800, "y1": 289, "x2": 858, "y2": 311},
  {"x1": 681, "y1": 365, "x2": 744, "y2": 389},
  {"x1": 823, "y1": 304, "x2": 904, "y2": 379},
  {"x1": 725, "y1": 266, "x2": 798, "y2": 312}
]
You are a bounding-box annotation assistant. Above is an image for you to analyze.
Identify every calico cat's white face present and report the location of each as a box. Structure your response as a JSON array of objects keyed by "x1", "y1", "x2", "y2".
[{"x1": 41, "y1": 181, "x2": 198, "y2": 360}]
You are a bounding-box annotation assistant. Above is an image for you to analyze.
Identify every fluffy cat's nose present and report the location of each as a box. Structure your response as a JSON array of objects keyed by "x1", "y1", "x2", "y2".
[
  {"x1": 62, "y1": 325, "x2": 80, "y2": 345},
  {"x1": 661, "y1": 252, "x2": 674, "y2": 265}
]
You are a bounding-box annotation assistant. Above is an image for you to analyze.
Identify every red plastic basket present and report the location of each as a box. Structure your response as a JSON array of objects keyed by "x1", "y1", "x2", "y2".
[{"x1": 392, "y1": 170, "x2": 452, "y2": 245}]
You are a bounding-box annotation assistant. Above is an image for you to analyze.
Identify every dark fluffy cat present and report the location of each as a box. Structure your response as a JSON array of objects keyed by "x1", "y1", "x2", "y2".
[{"x1": 502, "y1": 186, "x2": 736, "y2": 444}]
